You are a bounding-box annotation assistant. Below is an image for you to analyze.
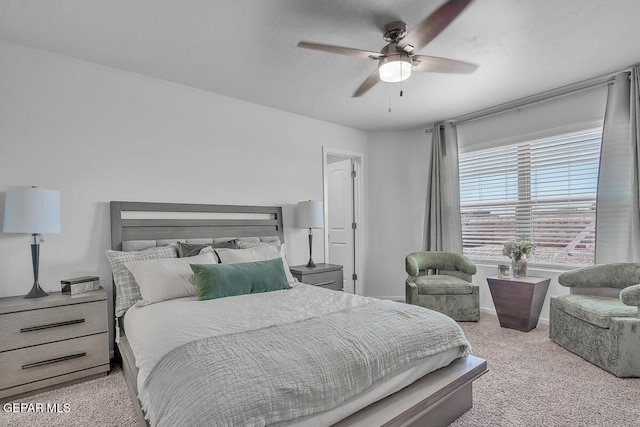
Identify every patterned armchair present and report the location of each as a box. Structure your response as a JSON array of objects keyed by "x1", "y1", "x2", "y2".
[
  {"x1": 405, "y1": 251, "x2": 479, "y2": 321},
  {"x1": 549, "y1": 263, "x2": 640, "y2": 377}
]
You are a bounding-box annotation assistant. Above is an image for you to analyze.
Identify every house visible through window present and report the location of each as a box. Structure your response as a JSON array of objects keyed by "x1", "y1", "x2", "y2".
[{"x1": 459, "y1": 127, "x2": 603, "y2": 266}]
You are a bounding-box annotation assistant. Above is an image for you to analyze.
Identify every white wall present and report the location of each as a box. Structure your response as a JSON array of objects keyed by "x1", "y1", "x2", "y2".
[
  {"x1": 364, "y1": 128, "x2": 429, "y2": 299},
  {"x1": 0, "y1": 41, "x2": 368, "y2": 356},
  {"x1": 365, "y1": 85, "x2": 608, "y2": 322}
]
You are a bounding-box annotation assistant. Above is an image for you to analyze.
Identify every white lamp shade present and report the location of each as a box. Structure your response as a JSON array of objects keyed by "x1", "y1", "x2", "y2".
[
  {"x1": 295, "y1": 200, "x2": 324, "y2": 229},
  {"x1": 3, "y1": 186, "x2": 61, "y2": 234},
  {"x1": 378, "y1": 55, "x2": 412, "y2": 83}
]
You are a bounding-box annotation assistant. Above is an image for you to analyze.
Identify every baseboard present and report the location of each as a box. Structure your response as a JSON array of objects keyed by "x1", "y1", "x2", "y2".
[
  {"x1": 480, "y1": 307, "x2": 497, "y2": 316},
  {"x1": 480, "y1": 307, "x2": 549, "y2": 325}
]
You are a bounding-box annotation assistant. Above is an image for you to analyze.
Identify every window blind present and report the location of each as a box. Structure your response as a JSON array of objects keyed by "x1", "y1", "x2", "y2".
[{"x1": 459, "y1": 128, "x2": 602, "y2": 266}]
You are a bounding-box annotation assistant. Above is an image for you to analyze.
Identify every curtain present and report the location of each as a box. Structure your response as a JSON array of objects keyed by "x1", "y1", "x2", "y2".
[
  {"x1": 423, "y1": 122, "x2": 463, "y2": 252},
  {"x1": 594, "y1": 68, "x2": 640, "y2": 263}
]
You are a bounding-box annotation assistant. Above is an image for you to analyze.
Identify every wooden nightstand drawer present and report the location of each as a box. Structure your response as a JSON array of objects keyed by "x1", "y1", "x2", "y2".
[
  {"x1": 0, "y1": 289, "x2": 109, "y2": 400},
  {"x1": 0, "y1": 332, "x2": 109, "y2": 391},
  {"x1": 290, "y1": 264, "x2": 344, "y2": 291},
  {"x1": 302, "y1": 270, "x2": 343, "y2": 290},
  {"x1": 0, "y1": 300, "x2": 108, "y2": 352}
]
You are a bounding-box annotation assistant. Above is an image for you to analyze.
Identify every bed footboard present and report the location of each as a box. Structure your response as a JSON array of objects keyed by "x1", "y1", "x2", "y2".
[{"x1": 334, "y1": 355, "x2": 487, "y2": 427}]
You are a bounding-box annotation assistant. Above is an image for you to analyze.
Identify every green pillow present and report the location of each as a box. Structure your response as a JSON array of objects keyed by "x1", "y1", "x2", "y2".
[{"x1": 190, "y1": 258, "x2": 291, "y2": 301}]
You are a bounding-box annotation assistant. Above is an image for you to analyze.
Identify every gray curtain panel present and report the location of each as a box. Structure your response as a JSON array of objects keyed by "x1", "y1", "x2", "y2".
[
  {"x1": 423, "y1": 123, "x2": 463, "y2": 252},
  {"x1": 595, "y1": 69, "x2": 640, "y2": 263}
]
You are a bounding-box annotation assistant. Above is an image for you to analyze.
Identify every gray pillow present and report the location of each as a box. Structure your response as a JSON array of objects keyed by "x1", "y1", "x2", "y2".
[
  {"x1": 235, "y1": 239, "x2": 281, "y2": 249},
  {"x1": 176, "y1": 240, "x2": 238, "y2": 258}
]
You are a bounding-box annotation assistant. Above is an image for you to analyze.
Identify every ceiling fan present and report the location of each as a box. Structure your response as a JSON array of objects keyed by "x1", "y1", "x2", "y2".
[{"x1": 297, "y1": 0, "x2": 478, "y2": 97}]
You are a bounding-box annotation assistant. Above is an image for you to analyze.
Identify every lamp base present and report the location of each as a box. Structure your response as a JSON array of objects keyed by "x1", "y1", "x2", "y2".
[
  {"x1": 24, "y1": 281, "x2": 49, "y2": 299},
  {"x1": 25, "y1": 236, "x2": 49, "y2": 298},
  {"x1": 306, "y1": 228, "x2": 317, "y2": 268}
]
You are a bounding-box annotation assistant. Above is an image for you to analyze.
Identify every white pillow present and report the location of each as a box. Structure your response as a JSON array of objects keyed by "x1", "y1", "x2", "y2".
[
  {"x1": 124, "y1": 252, "x2": 217, "y2": 306},
  {"x1": 106, "y1": 245, "x2": 177, "y2": 317},
  {"x1": 214, "y1": 244, "x2": 296, "y2": 283}
]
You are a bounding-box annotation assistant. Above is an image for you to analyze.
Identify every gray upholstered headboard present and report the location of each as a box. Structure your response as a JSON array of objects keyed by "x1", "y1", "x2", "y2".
[{"x1": 110, "y1": 201, "x2": 285, "y2": 251}]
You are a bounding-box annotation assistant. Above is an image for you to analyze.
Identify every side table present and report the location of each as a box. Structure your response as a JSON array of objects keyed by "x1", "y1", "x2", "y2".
[
  {"x1": 289, "y1": 264, "x2": 343, "y2": 291},
  {"x1": 0, "y1": 288, "x2": 110, "y2": 401},
  {"x1": 487, "y1": 275, "x2": 551, "y2": 332}
]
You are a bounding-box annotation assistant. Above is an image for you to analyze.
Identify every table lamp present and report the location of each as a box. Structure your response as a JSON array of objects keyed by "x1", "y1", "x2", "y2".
[
  {"x1": 3, "y1": 186, "x2": 61, "y2": 298},
  {"x1": 295, "y1": 200, "x2": 324, "y2": 267}
]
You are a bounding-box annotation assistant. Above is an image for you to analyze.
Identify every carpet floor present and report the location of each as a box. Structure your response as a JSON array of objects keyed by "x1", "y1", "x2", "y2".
[
  {"x1": 452, "y1": 313, "x2": 640, "y2": 427},
  {"x1": 1, "y1": 313, "x2": 638, "y2": 426},
  {"x1": 1, "y1": 366, "x2": 137, "y2": 427}
]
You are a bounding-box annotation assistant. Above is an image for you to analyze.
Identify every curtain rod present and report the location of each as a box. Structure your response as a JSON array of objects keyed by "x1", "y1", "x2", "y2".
[{"x1": 425, "y1": 65, "x2": 636, "y2": 133}]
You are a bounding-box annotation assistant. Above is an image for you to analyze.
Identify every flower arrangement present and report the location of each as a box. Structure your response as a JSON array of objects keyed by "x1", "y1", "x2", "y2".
[{"x1": 502, "y1": 238, "x2": 535, "y2": 261}]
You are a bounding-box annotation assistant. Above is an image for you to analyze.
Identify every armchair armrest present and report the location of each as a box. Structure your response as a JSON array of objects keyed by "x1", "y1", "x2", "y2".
[
  {"x1": 558, "y1": 263, "x2": 640, "y2": 289},
  {"x1": 405, "y1": 251, "x2": 477, "y2": 276},
  {"x1": 620, "y1": 284, "x2": 640, "y2": 307}
]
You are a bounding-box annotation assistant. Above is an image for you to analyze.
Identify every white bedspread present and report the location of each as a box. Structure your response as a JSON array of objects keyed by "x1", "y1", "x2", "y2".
[
  {"x1": 124, "y1": 282, "x2": 378, "y2": 390},
  {"x1": 124, "y1": 283, "x2": 469, "y2": 426}
]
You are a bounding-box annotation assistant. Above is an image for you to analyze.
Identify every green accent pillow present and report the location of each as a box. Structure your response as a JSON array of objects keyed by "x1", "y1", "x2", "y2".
[{"x1": 190, "y1": 258, "x2": 291, "y2": 301}]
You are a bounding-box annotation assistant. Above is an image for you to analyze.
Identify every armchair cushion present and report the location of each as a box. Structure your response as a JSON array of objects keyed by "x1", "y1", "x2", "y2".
[
  {"x1": 620, "y1": 284, "x2": 640, "y2": 306},
  {"x1": 405, "y1": 251, "x2": 477, "y2": 277},
  {"x1": 558, "y1": 263, "x2": 640, "y2": 289},
  {"x1": 413, "y1": 275, "x2": 474, "y2": 295},
  {"x1": 552, "y1": 294, "x2": 637, "y2": 328}
]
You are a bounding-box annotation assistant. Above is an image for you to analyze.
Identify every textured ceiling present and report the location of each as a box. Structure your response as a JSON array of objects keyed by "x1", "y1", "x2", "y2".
[{"x1": 1, "y1": 0, "x2": 639, "y2": 131}]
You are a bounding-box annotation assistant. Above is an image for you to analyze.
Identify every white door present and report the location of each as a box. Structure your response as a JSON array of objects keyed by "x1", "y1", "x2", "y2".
[{"x1": 327, "y1": 158, "x2": 355, "y2": 293}]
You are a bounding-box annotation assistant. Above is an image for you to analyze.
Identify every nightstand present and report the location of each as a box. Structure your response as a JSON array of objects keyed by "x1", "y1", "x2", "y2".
[
  {"x1": 0, "y1": 288, "x2": 110, "y2": 401},
  {"x1": 289, "y1": 264, "x2": 343, "y2": 291}
]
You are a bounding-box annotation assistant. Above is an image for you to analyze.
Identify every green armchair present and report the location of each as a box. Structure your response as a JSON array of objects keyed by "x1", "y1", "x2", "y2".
[
  {"x1": 405, "y1": 251, "x2": 479, "y2": 321},
  {"x1": 549, "y1": 263, "x2": 640, "y2": 377}
]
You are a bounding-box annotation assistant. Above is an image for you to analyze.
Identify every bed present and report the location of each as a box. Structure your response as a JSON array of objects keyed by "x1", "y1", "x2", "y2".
[{"x1": 109, "y1": 201, "x2": 487, "y2": 426}]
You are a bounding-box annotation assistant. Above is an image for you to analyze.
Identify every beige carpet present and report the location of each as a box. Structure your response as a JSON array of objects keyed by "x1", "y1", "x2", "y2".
[
  {"x1": 452, "y1": 313, "x2": 640, "y2": 427},
  {"x1": 0, "y1": 366, "x2": 138, "y2": 427},
  {"x1": 1, "y1": 313, "x2": 638, "y2": 426}
]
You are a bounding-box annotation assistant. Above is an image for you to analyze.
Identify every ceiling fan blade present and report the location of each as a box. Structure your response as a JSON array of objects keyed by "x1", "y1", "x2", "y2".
[
  {"x1": 398, "y1": 0, "x2": 473, "y2": 52},
  {"x1": 352, "y1": 69, "x2": 380, "y2": 97},
  {"x1": 412, "y1": 55, "x2": 478, "y2": 73},
  {"x1": 298, "y1": 41, "x2": 383, "y2": 60}
]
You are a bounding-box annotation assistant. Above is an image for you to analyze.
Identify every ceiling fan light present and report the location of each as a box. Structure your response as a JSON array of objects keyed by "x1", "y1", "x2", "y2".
[{"x1": 378, "y1": 55, "x2": 412, "y2": 83}]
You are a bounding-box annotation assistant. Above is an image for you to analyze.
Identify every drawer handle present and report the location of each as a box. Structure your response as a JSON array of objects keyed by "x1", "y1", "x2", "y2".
[
  {"x1": 22, "y1": 352, "x2": 87, "y2": 370},
  {"x1": 315, "y1": 280, "x2": 337, "y2": 286},
  {"x1": 20, "y1": 319, "x2": 85, "y2": 333}
]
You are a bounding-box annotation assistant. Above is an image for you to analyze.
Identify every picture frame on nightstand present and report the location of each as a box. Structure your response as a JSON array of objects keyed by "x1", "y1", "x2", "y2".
[{"x1": 61, "y1": 276, "x2": 101, "y2": 295}]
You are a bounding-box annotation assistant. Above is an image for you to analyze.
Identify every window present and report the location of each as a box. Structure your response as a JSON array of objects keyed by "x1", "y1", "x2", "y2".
[{"x1": 459, "y1": 127, "x2": 602, "y2": 266}]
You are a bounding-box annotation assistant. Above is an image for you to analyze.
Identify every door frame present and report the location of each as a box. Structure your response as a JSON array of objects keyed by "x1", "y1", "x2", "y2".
[{"x1": 322, "y1": 146, "x2": 364, "y2": 296}]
